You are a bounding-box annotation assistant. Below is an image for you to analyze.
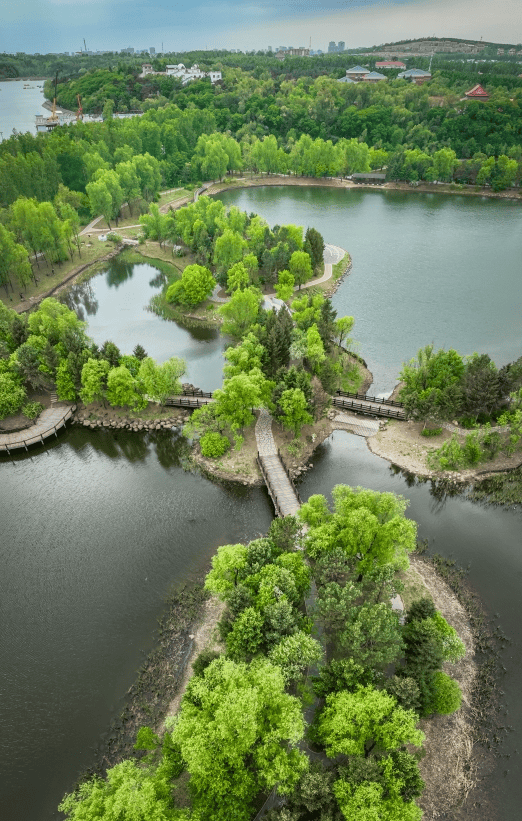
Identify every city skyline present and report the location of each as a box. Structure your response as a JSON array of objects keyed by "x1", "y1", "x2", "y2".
[{"x1": 1, "y1": 0, "x2": 521, "y2": 56}]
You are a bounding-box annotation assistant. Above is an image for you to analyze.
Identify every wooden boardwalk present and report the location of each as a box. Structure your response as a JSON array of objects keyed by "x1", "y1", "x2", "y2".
[
  {"x1": 255, "y1": 409, "x2": 301, "y2": 517},
  {"x1": 0, "y1": 404, "x2": 76, "y2": 453},
  {"x1": 333, "y1": 390, "x2": 406, "y2": 420}
]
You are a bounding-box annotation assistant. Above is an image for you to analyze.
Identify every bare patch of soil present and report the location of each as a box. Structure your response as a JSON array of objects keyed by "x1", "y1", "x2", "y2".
[
  {"x1": 0, "y1": 390, "x2": 51, "y2": 432},
  {"x1": 408, "y1": 557, "x2": 479, "y2": 819}
]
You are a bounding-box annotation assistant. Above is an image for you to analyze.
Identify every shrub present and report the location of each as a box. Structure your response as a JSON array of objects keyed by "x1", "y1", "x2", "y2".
[
  {"x1": 200, "y1": 431, "x2": 230, "y2": 458},
  {"x1": 432, "y1": 671, "x2": 462, "y2": 715},
  {"x1": 430, "y1": 612, "x2": 466, "y2": 662},
  {"x1": 22, "y1": 401, "x2": 44, "y2": 420},
  {"x1": 421, "y1": 426, "x2": 443, "y2": 437},
  {"x1": 405, "y1": 597, "x2": 436, "y2": 624},
  {"x1": 192, "y1": 649, "x2": 221, "y2": 677}
]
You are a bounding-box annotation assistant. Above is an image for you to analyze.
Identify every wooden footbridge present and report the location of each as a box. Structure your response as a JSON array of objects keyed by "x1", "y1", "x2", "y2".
[
  {"x1": 333, "y1": 390, "x2": 406, "y2": 420},
  {"x1": 0, "y1": 404, "x2": 76, "y2": 454}
]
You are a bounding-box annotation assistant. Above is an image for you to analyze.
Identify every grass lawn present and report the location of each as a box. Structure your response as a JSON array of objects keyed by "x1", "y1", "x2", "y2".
[{"x1": 1, "y1": 239, "x2": 112, "y2": 310}]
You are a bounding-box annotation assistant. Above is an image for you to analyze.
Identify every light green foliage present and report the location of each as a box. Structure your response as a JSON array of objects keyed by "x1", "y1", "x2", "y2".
[
  {"x1": 21, "y1": 401, "x2": 44, "y2": 420},
  {"x1": 213, "y1": 228, "x2": 247, "y2": 273},
  {"x1": 318, "y1": 685, "x2": 424, "y2": 759},
  {"x1": 289, "y1": 250, "x2": 313, "y2": 289},
  {"x1": 213, "y1": 368, "x2": 272, "y2": 431},
  {"x1": 292, "y1": 292, "x2": 325, "y2": 331},
  {"x1": 225, "y1": 607, "x2": 264, "y2": 660},
  {"x1": 170, "y1": 657, "x2": 307, "y2": 821},
  {"x1": 106, "y1": 365, "x2": 146, "y2": 409},
  {"x1": 276, "y1": 552, "x2": 311, "y2": 600},
  {"x1": 279, "y1": 387, "x2": 313, "y2": 436},
  {"x1": 204, "y1": 543, "x2": 248, "y2": 598},
  {"x1": 167, "y1": 264, "x2": 215, "y2": 307},
  {"x1": 28, "y1": 298, "x2": 87, "y2": 348},
  {"x1": 306, "y1": 324, "x2": 326, "y2": 371},
  {"x1": 58, "y1": 758, "x2": 185, "y2": 821},
  {"x1": 55, "y1": 360, "x2": 77, "y2": 401},
  {"x1": 226, "y1": 261, "x2": 250, "y2": 293},
  {"x1": 333, "y1": 779, "x2": 422, "y2": 821},
  {"x1": 223, "y1": 332, "x2": 264, "y2": 378},
  {"x1": 430, "y1": 612, "x2": 466, "y2": 662},
  {"x1": 268, "y1": 631, "x2": 323, "y2": 683},
  {"x1": 432, "y1": 671, "x2": 462, "y2": 715},
  {"x1": 139, "y1": 356, "x2": 185, "y2": 404},
  {"x1": 218, "y1": 286, "x2": 262, "y2": 338},
  {"x1": 250, "y1": 563, "x2": 300, "y2": 610},
  {"x1": 200, "y1": 431, "x2": 230, "y2": 458},
  {"x1": 0, "y1": 223, "x2": 32, "y2": 293},
  {"x1": 139, "y1": 203, "x2": 173, "y2": 247},
  {"x1": 80, "y1": 357, "x2": 110, "y2": 405},
  {"x1": 299, "y1": 485, "x2": 417, "y2": 573},
  {"x1": 0, "y1": 372, "x2": 26, "y2": 419},
  {"x1": 335, "y1": 316, "x2": 355, "y2": 347},
  {"x1": 275, "y1": 269, "x2": 295, "y2": 301}
]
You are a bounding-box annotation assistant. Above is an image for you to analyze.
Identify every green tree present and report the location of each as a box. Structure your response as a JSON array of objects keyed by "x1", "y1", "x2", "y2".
[
  {"x1": 275, "y1": 269, "x2": 295, "y2": 301},
  {"x1": 279, "y1": 387, "x2": 313, "y2": 436},
  {"x1": 299, "y1": 485, "x2": 417, "y2": 572},
  {"x1": 213, "y1": 228, "x2": 247, "y2": 275},
  {"x1": 432, "y1": 671, "x2": 462, "y2": 715},
  {"x1": 166, "y1": 264, "x2": 215, "y2": 307},
  {"x1": 59, "y1": 758, "x2": 184, "y2": 821},
  {"x1": 0, "y1": 372, "x2": 26, "y2": 419},
  {"x1": 304, "y1": 226, "x2": 325, "y2": 270},
  {"x1": 139, "y1": 204, "x2": 173, "y2": 248},
  {"x1": 306, "y1": 323, "x2": 326, "y2": 372},
  {"x1": 213, "y1": 368, "x2": 272, "y2": 432},
  {"x1": 335, "y1": 316, "x2": 355, "y2": 348},
  {"x1": 80, "y1": 358, "x2": 110, "y2": 405},
  {"x1": 139, "y1": 356, "x2": 186, "y2": 405},
  {"x1": 205, "y1": 542, "x2": 248, "y2": 598},
  {"x1": 0, "y1": 224, "x2": 32, "y2": 294},
  {"x1": 226, "y1": 261, "x2": 250, "y2": 293},
  {"x1": 218, "y1": 287, "x2": 261, "y2": 338},
  {"x1": 55, "y1": 360, "x2": 77, "y2": 401},
  {"x1": 106, "y1": 365, "x2": 146, "y2": 409},
  {"x1": 268, "y1": 631, "x2": 323, "y2": 684},
  {"x1": 170, "y1": 657, "x2": 307, "y2": 821},
  {"x1": 318, "y1": 685, "x2": 424, "y2": 759},
  {"x1": 289, "y1": 249, "x2": 313, "y2": 290}
]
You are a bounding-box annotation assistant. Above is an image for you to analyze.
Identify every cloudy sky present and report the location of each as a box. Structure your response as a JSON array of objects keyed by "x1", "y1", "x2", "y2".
[{"x1": 1, "y1": 0, "x2": 521, "y2": 55}]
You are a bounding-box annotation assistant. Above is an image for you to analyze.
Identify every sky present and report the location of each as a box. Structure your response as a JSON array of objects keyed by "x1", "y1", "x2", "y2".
[{"x1": 1, "y1": 0, "x2": 521, "y2": 55}]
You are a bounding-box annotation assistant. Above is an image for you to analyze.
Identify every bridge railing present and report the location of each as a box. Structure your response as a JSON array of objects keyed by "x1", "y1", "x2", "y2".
[
  {"x1": 332, "y1": 397, "x2": 405, "y2": 419},
  {"x1": 164, "y1": 396, "x2": 209, "y2": 408},
  {"x1": 277, "y1": 447, "x2": 302, "y2": 505},
  {"x1": 335, "y1": 389, "x2": 404, "y2": 408},
  {"x1": 181, "y1": 389, "x2": 213, "y2": 398},
  {"x1": 257, "y1": 454, "x2": 284, "y2": 518}
]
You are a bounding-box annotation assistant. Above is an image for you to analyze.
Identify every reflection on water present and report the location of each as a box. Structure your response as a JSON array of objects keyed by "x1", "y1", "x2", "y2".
[
  {"x1": 1, "y1": 426, "x2": 273, "y2": 821},
  {"x1": 63, "y1": 258, "x2": 228, "y2": 390}
]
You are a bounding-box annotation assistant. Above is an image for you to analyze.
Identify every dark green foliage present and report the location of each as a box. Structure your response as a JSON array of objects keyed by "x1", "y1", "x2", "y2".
[
  {"x1": 312, "y1": 658, "x2": 375, "y2": 698},
  {"x1": 245, "y1": 537, "x2": 281, "y2": 574},
  {"x1": 304, "y1": 227, "x2": 325, "y2": 271},
  {"x1": 227, "y1": 583, "x2": 254, "y2": 616},
  {"x1": 273, "y1": 365, "x2": 313, "y2": 418},
  {"x1": 405, "y1": 597, "x2": 436, "y2": 624},
  {"x1": 266, "y1": 763, "x2": 343, "y2": 821},
  {"x1": 132, "y1": 343, "x2": 148, "y2": 361},
  {"x1": 338, "y1": 756, "x2": 384, "y2": 789},
  {"x1": 258, "y1": 307, "x2": 293, "y2": 377},
  {"x1": 267, "y1": 515, "x2": 301, "y2": 553},
  {"x1": 161, "y1": 733, "x2": 185, "y2": 778},
  {"x1": 134, "y1": 726, "x2": 160, "y2": 751},
  {"x1": 383, "y1": 676, "x2": 421, "y2": 713},
  {"x1": 382, "y1": 750, "x2": 425, "y2": 802},
  {"x1": 317, "y1": 357, "x2": 340, "y2": 394},
  {"x1": 192, "y1": 648, "x2": 221, "y2": 678},
  {"x1": 100, "y1": 340, "x2": 121, "y2": 368},
  {"x1": 262, "y1": 599, "x2": 299, "y2": 646}
]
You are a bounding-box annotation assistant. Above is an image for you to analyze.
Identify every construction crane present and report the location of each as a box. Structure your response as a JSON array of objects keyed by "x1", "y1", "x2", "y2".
[
  {"x1": 45, "y1": 71, "x2": 59, "y2": 129},
  {"x1": 76, "y1": 94, "x2": 83, "y2": 120}
]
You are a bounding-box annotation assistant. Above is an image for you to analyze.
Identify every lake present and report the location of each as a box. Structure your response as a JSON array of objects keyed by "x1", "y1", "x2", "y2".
[
  {"x1": 0, "y1": 80, "x2": 45, "y2": 140},
  {"x1": 2, "y1": 187, "x2": 522, "y2": 819}
]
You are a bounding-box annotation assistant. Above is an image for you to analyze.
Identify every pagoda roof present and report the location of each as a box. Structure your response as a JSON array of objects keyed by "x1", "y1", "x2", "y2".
[{"x1": 465, "y1": 84, "x2": 489, "y2": 98}]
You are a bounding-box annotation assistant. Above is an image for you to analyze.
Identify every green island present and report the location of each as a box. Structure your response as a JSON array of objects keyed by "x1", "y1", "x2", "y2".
[{"x1": 1, "y1": 44, "x2": 521, "y2": 820}]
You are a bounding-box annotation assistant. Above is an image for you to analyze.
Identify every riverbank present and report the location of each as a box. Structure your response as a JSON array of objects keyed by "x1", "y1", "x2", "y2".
[{"x1": 201, "y1": 172, "x2": 522, "y2": 203}]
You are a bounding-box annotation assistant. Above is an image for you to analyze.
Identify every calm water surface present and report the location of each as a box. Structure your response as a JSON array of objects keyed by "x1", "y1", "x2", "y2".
[
  {"x1": 64, "y1": 257, "x2": 228, "y2": 390},
  {"x1": 0, "y1": 80, "x2": 45, "y2": 139},
  {"x1": 217, "y1": 186, "x2": 522, "y2": 392},
  {"x1": 2, "y1": 191, "x2": 522, "y2": 819}
]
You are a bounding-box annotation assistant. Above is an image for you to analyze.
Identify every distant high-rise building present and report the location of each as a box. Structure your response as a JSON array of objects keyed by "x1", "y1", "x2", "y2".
[
  {"x1": 267, "y1": 46, "x2": 272, "y2": 52},
  {"x1": 328, "y1": 41, "x2": 337, "y2": 53},
  {"x1": 150, "y1": 47, "x2": 155, "y2": 55},
  {"x1": 338, "y1": 41, "x2": 345, "y2": 52}
]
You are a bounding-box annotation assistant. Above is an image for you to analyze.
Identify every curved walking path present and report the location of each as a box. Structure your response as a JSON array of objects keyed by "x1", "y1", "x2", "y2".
[
  {"x1": 210, "y1": 243, "x2": 347, "y2": 304},
  {"x1": 0, "y1": 404, "x2": 75, "y2": 453}
]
